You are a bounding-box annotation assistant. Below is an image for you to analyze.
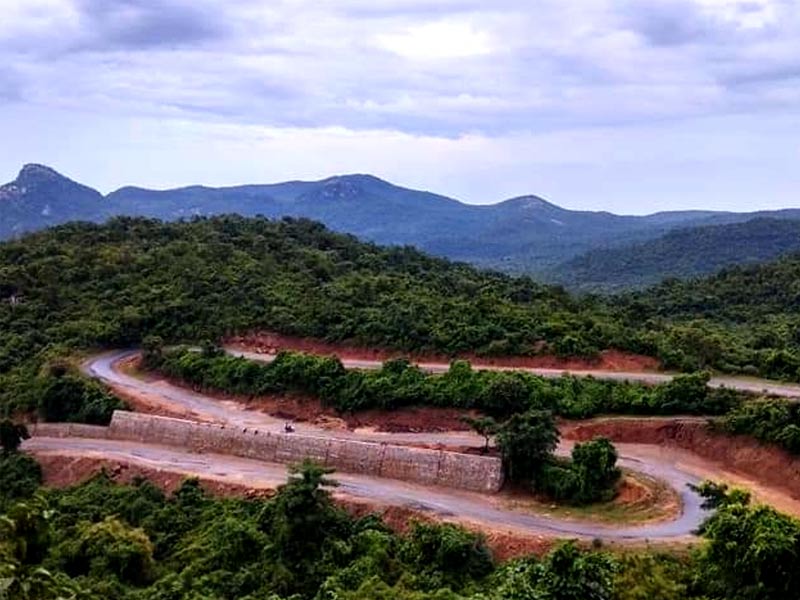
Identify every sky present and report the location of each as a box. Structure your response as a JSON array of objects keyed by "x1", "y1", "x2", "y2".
[{"x1": 0, "y1": 0, "x2": 798, "y2": 214}]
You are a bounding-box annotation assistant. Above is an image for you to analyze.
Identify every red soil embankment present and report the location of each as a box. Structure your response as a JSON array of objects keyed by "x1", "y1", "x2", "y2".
[
  {"x1": 33, "y1": 454, "x2": 553, "y2": 561},
  {"x1": 562, "y1": 418, "x2": 800, "y2": 503},
  {"x1": 227, "y1": 332, "x2": 660, "y2": 372}
]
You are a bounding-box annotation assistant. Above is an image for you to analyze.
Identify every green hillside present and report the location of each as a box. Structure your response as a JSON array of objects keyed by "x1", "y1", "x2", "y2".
[
  {"x1": 551, "y1": 218, "x2": 800, "y2": 292},
  {"x1": 0, "y1": 216, "x2": 625, "y2": 414},
  {"x1": 619, "y1": 253, "x2": 800, "y2": 378},
  {"x1": 4, "y1": 214, "x2": 800, "y2": 423}
]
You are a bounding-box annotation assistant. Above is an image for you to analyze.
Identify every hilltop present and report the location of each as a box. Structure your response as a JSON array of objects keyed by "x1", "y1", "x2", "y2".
[{"x1": 3, "y1": 164, "x2": 800, "y2": 282}]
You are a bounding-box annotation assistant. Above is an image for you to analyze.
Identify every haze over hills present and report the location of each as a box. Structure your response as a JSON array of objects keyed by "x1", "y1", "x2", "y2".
[{"x1": 3, "y1": 163, "x2": 800, "y2": 284}]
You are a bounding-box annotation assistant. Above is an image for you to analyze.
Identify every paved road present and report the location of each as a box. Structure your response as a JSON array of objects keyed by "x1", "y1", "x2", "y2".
[
  {"x1": 25, "y1": 436, "x2": 706, "y2": 540},
  {"x1": 229, "y1": 348, "x2": 800, "y2": 398},
  {"x1": 71, "y1": 350, "x2": 712, "y2": 539}
]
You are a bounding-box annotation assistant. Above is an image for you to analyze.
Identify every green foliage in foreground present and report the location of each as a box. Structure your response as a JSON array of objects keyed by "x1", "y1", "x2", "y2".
[
  {"x1": 149, "y1": 346, "x2": 740, "y2": 420},
  {"x1": 1, "y1": 461, "x2": 624, "y2": 600},
  {"x1": 692, "y1": 481, "x2": 800, "y2": 600},
  {"x1": 0, "y1": 451, "x2": 42, "y2": 512},
  {"x1": 1, "y1": 418, "x2": 29, "y2": 453},
  {"x1": 3, "y1": 454, "x2": 798, "y2": 600}
]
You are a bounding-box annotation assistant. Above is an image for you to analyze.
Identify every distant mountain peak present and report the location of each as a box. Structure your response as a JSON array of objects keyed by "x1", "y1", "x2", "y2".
[
  {"x1": 501, "y1": 195, "x2": 559, "y2": 211},
  {"x1": 17, "y1": 163, "x2": 66, "y2": 184}
]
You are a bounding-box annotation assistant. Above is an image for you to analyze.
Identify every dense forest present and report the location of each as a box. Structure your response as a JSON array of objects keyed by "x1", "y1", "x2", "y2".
[
  {"x1": 3, "y1": 215, "x2": 800, "y2": 424},
  {"x1": 619, "y1": 253, "x2": 800, "y2": 378},
  {"x1": 3, "y1": 446, "x2": 800, "y2": 600},
  {"x1": 0, "y1": 215, "x2": 621, "y2": 418},
  {"x1": 5, "y1": 215, "x2": 800, "y2": 598},
  {"x1": 550, "y1": 218, "x2": 800, "y2": 293}
]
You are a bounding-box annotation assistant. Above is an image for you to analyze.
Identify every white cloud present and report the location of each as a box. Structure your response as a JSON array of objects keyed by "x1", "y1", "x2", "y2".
[
  {"x1": 374, "y1": 20, "x2": 493, "y2": 60},
  {"x1": 0, "y1": 0, "x2": 798, "y2": 213}
]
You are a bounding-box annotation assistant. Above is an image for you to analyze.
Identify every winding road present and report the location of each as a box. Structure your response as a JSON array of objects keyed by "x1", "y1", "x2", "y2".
[
  {"x1": 26, "y1": 435, "x2": 704, "y2": 540},
  {"x1": 24, "y1": 347, "x2": 800, "y2": 541},
  {"x1": 229, "y1": 347, "x2": 800, "y2": 398},
  {"x1": 21, "y1": 350, "x2": 718, "y2": 540}
]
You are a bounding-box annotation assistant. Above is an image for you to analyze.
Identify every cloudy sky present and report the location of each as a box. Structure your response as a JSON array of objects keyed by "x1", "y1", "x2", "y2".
[{"x1": 1, "y1": 0, "x2": 798, "y2": 213}]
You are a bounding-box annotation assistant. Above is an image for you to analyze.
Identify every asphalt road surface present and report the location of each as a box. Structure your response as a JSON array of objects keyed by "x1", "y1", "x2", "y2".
[
  {"x1": 25, "y1": 435, "x2": 706, "y2": 540},
  {"x1": 67, "y1": 350, "x2": 713, "y2": 539}
]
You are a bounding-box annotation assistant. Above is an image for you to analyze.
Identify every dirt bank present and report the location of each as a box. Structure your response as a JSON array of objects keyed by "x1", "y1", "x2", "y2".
[
  {"x1": 33, "y1": 453, "x2": 553, "y2": 561},
  {"x1": 227, "y1": 331, "x2": 661, "y2": 372},
  {"x1": 562, "y1": 417, "x2": 800, "y2": 510}
]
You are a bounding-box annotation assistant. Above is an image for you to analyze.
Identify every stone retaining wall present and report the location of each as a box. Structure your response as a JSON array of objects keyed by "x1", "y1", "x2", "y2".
[
  {"x1": 32, "y1": 411, "x2": 503, "y2": 493},
  {"x1": 30, "y1": 422, "x2": 110, "y2": 439}
]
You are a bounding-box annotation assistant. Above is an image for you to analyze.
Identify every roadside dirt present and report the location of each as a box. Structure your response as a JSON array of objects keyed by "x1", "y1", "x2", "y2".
[
  {"x1": 502, "y1": 472, "x2": 681, "y2": 527},
  {"x1": 34, "y1": 453, "x2": 553, "y2": 561},
  {"x1": 112, "y1": 355, "x2": 206, "y2": 421},
  {"x1": 116, "y1": 357, "x2": 800, "y2": 520},
  {"x1": 227, "y1": 331, "x2": 661, "y2": 372},
  {"x1": 562, "y1": 417, "x2": 800, "y2": 515}
]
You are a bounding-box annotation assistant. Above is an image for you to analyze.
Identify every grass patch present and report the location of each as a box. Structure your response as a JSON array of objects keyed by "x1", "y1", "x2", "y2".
[{"x1": 502, "y1": 470, "x2": 681, "y2": 526}]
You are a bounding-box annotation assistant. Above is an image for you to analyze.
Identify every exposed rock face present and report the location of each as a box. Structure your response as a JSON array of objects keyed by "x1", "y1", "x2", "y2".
[{"x1": 0, "y1": 164, "x2": 106, "y2": 238}]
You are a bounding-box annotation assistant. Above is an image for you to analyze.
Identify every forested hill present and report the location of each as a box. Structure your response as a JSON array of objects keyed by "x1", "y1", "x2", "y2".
[
  {"x1": 618, "y1": 254, "x2": 800, "y2": 379},
  {"x1": 550, "y1": 218, "x2": 800, "y2": 292},
  {"x1": 624, "y1": 253, "x2": 800, "y2": 323},
  {"x1": 3, "y1": 215, "x2": 800, "y2": 407},
  {"x1": 0, "y1": 216, "x2": 622, "y2": 378}
]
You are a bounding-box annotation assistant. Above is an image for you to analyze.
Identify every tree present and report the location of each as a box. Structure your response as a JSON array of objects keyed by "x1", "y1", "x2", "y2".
[
  {"x1": 0, "y1": 419, "x2": 29, "y2": 453},
  {"x1": 495, "y1": 410, "x2": 559, "y2": 484},
  {"x1": 478, "y1": 374, "x2": 531, "y2": 417},
  {"x1": 695, "y1": 483, "x2": 800, "y2": 599},
  {"x1": 400, "y1": 522, "x2": 494, "y2": 589},
  {"x1": 461, "y1": 415, "x2": 498, "y2": 454},
  {"x1": 656, "y1": 371, "x2": 711, "y2": 414},
  {"x1": 35, "y1": 372, "x2": 122, "y2": 425},
  {"x1": 495, "y1": 541, "x2": 618, "y2": 600},
  {"x1": 570, "y1": 438, "x2": 621, "y2": 503},
  {"x1": 141, "y1": 334, "x2": 165, "y2": 367},
  {"x1": 691, "y1": 480, "x2": 751, "y2": 511},
  {"x1": 0, "y1": 453, "x2": 42, "y2": 511},
  {"x1": 66, "y1": 516, "x2": 156, "y2": 585},
  {"x1": 258, "y1": 460, "x2": 349, "y2": 595},
  {"x1": 0, "y1": 496, "x2": 75, "y2": 600},
  {"x1": 614, "y1": 554, "x2": 688, "y2": 600}
]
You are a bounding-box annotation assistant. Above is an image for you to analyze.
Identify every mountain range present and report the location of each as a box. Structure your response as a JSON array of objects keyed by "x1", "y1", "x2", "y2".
[{"x1": 2, "y1": 163, "x2": 799, "y2": 290}]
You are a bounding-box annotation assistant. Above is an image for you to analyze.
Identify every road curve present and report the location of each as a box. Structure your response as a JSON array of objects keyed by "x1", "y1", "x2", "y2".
[
  {"x1": 25, "y1": 436, "x2": 705, "y2": 540},
  {"x1": 229, "y1": 348, "x2": 800, "y2": 398},
  {"x1": 73, "y1": 350, "x2": 711, "y2": 540}
]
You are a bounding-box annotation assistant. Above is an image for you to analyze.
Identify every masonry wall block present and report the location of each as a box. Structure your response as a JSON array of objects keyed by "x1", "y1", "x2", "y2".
[{"x1": 32, "y1": 411, "x2": 504, "y2": 493}]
